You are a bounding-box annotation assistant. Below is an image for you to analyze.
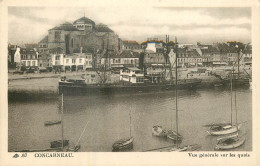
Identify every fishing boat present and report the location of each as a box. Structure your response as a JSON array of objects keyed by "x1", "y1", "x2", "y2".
[
  {"x1": 215, "y1": 58, "x2": 246, "y2": 150},
  {"x1": 59, "y1": 36, "x2": 201, "y2": 96},
  {"x1": 49, "y1": 93, "x2": 81, "y2": 152},
  {"x1": 215, "y1": 136, "x2": 246, "y2": 150},
  {"x1": 206, "y1": 123, "x2": 242, "y2": 136},
  {"x1": 112, "y1": 108, "x2": 134, "y2": 152},
  {"x1": 44, "y1": 120, "x2": 61, "y2": 126},
  {"x1": 206, "y1": 67, "x2": 242, "y2": 136},
  {"x1": 112, "y1": 137, "x2": 134, "y2": 151},
  {"x1": 152, "y1": 125, "x2": 167, "y2": 137},
  {"x1": 149, "y1": 36, "x2": 200, "y2": 152}
]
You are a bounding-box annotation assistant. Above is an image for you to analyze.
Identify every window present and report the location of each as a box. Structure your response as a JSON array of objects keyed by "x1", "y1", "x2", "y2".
[
  {"x1": 32, "y1": 61, "x2": 35, "y2": 66},
  {"x1": 54, "y1": 31, "x2": 61, "y2": 42},
  {"x1": 79, "y1": 59, "x2": 82, "y2": 63},
  {"x1": 137, "y1": 77, "x2": 144, "y2": 83},
  {"x1": 66, "y1": 59, "x2": 69, "y2": 63},
  {"x1": 56, "y1": 56, "x2": 60, "y2": 60},
  {"x1": 72, "y1": 59, "x2": 76, "y2": 64},
  {"x1": 27, "y1": 61, "x2": 31, "y2": 66}
]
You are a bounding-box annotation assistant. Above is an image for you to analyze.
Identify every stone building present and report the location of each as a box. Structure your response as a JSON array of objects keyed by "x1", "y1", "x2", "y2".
[{"x1": 38, "y1": 17, "x2": 119, "y2": 55}]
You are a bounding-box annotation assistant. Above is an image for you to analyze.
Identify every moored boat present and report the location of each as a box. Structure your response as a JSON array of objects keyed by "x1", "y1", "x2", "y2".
[
  {"x1": 50, "y1": 140, "x2": 69, "y2": 148},
  {"x1": 112, "y1": 137, "x2": 134, "y2": 152},
  {"x1": 152, "y1": 125, "x2": 167, "y2": 137},
  {"x1": 215, "y1": 136, "x2": 245, "y2": 150},
  {"x1": 167, "y1": 130, "x2": 183, "y2": 141},
  {"x1": 207, "y1": 123, "x2": 242, "y2": 136},
  {"x1": 44, "y1": 120, "x2": 61, "y2": 126},
  {"x1": 59, "y1": 76, "x2": 202, "y2": 95}
]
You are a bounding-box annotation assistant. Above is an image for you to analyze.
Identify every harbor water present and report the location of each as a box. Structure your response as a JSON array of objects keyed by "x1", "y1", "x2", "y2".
[{"x1": 8, "y1": 78, "x2": 252, "y2": 152}]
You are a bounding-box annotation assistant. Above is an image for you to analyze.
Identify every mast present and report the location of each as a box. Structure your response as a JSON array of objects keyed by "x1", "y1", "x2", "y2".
[
  {"x1": 230, "y1": 66, "x2": 233, "y2": 125},
  {"x1": 130, "y1": 108, "x2": 132, "y2": 137},
  {"x1": 234, "y1": 79, "x2": 239, "y2": 136},
  {"x1": 61, "y1": 93, "x2": 64, "y2": 149},
  {"x1": 237, "y1": 48, "x2": 240, "y2": 78},
  {"x1": 175, "y1": 37, "x2": 179, "y2": 148}
]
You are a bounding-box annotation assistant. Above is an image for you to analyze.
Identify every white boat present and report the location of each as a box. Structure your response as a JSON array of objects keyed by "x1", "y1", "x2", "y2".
[
  {"x1": 149, "y1": 37, "x2": 200, "y2": 152},
  {"x1": 215, "y1": 136, "x2": 245, "y2": 150},
  {"x1": 207, "y1": 67, "x2": 242, "y2": 136},
  {"x1": 215, "y1": 57, "x2": 246, "y2": 150},
  {"x1": 152, "y1": 125, "x2": 167, "y2": 137},
  {"x1": 207, "y1": 123, "x2": 242, "y2": 136}
]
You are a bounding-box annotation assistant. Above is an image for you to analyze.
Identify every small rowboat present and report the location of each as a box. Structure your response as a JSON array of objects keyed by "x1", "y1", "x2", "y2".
[
  {"x1": 112, "y1": 137, "x2": 133, "y2": 152},
  {"x1": 215, "y1": 136, "x2": 246, "y2": 150},
  {"x1": 167, "y1": 130, "x2": 183, "y2": 141},
  {"x1": 152, "y1": 125, "x2": 167, "y2": 137},
  {"x1": 50, "y1": 140, "x2": 69, "y2": 148},
  {"x1": 44, "y1": 120, "x2": 61, "y2": 126},
  {"x1": 207, "y1": 123, "x2": 242, "y2": 136}
]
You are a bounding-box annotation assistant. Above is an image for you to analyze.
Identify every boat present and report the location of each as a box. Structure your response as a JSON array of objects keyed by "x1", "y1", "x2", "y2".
[
  {"x1": 59, "y1": 77, "x2": 202, "y2": 95},
  {"x1": 112, "y1": 107, "x2": 134, "y2": 152},
  {"x1": 59, "y1": 37, "x2": 201, "y2": 95},
  {"x1": 215, "y1": 57, "x2": 246, "y2": 150},
  {"x1": 112, "y1": 137, "x2": 134, "y2": 152},
  {"x1": 49, "y1": 93, "x2": 82, "y2": 152},
  {"x1": 152, "y1": 125, "x2": 167, "y2": 137},
  {"x1": 206, "y1": 123, "x2": 242, "y2": 136},
  {"x1": 50, "y1": 140, "x2": 69, "y2": 148},
  {"x1": 149, "y1": 36, "x2": 200, "y2": 152},
  {"x1": 166, "y1": 130, "x2": 182, "y2": 142},
  {"x1": 215, "y1": 136, "x2": 246, "y2": 150},
  {"x1": 44, "y1": 120, "x2": 61, "y2": 126},
  {"x1": 206, "y1": 67, "x2": 242, "y2": 135}
]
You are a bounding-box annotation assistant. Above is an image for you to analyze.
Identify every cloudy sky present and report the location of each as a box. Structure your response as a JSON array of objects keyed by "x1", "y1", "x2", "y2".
[{"x1": 8, "y1": 7, "x2": 251, "y2": 44}]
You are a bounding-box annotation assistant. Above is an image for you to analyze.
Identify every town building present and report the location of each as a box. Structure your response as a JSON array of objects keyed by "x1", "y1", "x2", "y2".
[
  {"x1": 101, "y1": 50, "x2": 140, "y2": 70},
  {"x1": 63, "y1": 53, "x2": 86, "y2": 71},
  {"x1": 38, "y1": 53, "x2": 52, "y2": 68},
  {"x1": 121, "y1": 40, "x2": 142, "y2": 50},
  {"x1": 20, "y1": 47, "x2": 39, "y2": 69},
  {"x1": 38, "y1": 17, "x2": 119, "y2": 55}
]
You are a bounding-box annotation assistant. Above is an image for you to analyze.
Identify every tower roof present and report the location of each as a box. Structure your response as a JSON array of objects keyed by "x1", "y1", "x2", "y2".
[{"x1": 73, "y1": 17, "x2": 95, "y2": 25}]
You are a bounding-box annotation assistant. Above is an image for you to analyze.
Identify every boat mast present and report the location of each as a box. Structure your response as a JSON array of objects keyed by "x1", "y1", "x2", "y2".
[
  {"x1": 61, "y1": 93, "x2": 64, "y2": 149},
  {"x1": 234, "y1": 70, "x2": 239, "y2": 137},
  {"x1": 231, "y1": 66, "x2": 233, "y2": 125},
  {"x1": 175, "y1": 37, "x2": 179, "y2": 148},
  {"x1": 130, "y1": 108, "x2": 132, "y2": 137}
]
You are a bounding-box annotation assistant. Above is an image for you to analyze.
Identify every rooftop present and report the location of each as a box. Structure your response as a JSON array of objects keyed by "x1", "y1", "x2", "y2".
[{"x1": 73, "y1": 17, "x2": 95, "y2": 25}]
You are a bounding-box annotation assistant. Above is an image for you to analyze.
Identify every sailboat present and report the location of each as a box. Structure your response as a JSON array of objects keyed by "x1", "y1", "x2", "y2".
[
  {"x1": 50, "y1": 93, "x2": 80, "y2": 152},
  {"x1": 149, "y1": 36, "x2": 200, "y2": 152},
  {"x1": 112, "y1": 108, "x2": 134, "y2": 152},
  {"x1": 215, "y1": 74, "x2": 246, "y2": 150},
  {"x1": 206, "y1": 66, "x2": 242, "y2": 136}
]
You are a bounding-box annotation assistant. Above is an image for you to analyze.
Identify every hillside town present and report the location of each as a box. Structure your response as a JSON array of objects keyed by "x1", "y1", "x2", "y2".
[{"x1": 8, "y1": 16, "x2": 252, "y2": 83}]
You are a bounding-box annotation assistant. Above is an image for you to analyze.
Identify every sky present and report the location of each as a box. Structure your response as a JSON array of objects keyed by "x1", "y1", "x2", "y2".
[{"x1": 8, "y1": 7, "x2": 251, "y2": 45}]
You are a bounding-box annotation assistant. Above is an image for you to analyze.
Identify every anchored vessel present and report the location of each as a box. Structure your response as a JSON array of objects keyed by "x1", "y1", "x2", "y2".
[{"x1": 59, "y1": 74, "x2": 201, "y2": 95}]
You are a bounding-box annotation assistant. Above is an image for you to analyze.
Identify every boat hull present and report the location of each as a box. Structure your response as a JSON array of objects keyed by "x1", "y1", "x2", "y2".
[
  {"x1": 215, "y1": 136, "x2": 246, "y2": 150},
  {"x1": 112, "y1": 137, "x2": 134, "y2": 152},
  {"x1": 207, "y1": 124, "x2": 242, "y2": 136},
  {"x1": 59, "y1": 79, "x2": 201, "y2": 95}
]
